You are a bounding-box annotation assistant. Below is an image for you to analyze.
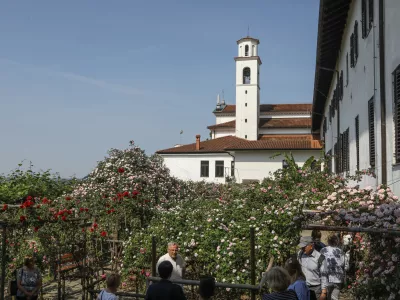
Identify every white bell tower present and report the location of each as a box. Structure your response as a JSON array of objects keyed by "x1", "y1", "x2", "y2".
[{"x1": 235, "y1": 37, "x2": 261, "y2": 140}]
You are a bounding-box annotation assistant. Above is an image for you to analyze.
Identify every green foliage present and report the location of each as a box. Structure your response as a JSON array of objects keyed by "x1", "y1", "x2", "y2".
[{"x1": 0, "y1": 162, "x2": 77, "y2": 204}]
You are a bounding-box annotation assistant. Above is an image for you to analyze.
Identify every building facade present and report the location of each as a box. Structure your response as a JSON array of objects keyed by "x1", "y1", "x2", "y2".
[
  {"x1": 158, "y1": 36, "x2": 322, "y2": 183},
  {"x1": 312, "y1": 0, "x2": 400, "y2": 193}
]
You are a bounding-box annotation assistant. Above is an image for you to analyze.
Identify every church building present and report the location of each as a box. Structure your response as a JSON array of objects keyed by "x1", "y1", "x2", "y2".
[{"x1": 157, "y1": 36, "x2": 322, "y2": 183}]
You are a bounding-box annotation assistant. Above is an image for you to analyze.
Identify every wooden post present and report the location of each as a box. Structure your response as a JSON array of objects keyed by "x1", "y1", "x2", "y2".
[
  {"x1": 0, "y1": 225, "x2": 7, "y2": 300},
  {"x1": 250, "y1": 228, "x2": 256, "y2": 300},
  {"x1": 151, "y1": 237, "x2": 156, "y2": 277},
  {"x1": 57, "y1": 246, "x2": 62, "y2": 300}
]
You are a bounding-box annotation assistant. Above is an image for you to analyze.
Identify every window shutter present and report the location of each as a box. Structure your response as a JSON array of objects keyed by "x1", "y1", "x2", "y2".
[
  {"x1": 327, "y1": 150, "x2": 332, "y2": 174},
  {"x1": 362, "y1": 0, "x2": 367, "y2": 38},
  {"x1": 368, "y1": 98, "x2": 376, "y2": 167},
  {"x1": 334, "y1": 143, "x2": 338, "y2": 173},
  {"x1": 394, "y1": 67, "x2": 400, "y2": 163},
  {"x1": 354, "y1": 21, "x2": 359, "y2": 63},
  {"x1": 369, "y1": 0, "x2": 374, "y2": 29},
  {"x1": 329, "y1": 105, "x2": 332, "y2": 123},
  {"x1": 346, "y1": 53, "x2": 349, "y2": 86},
  {"x1": 346, "y1": 128, "x2": 350, "y2": 172},
  {"x1": 340, "y1": 71, "x2": 344, "y2": 100},
  {"x1": 355, "y1": 116, "x2": 360, "y2": 170},
  {"x1": 350, "y1": 34, "x2": 355, "y2": 68}
]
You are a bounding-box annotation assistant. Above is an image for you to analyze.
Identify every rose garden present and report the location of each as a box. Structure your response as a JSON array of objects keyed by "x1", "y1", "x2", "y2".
[{"x1": 0, "y1": 141, "x2": 399, "y2": 300}]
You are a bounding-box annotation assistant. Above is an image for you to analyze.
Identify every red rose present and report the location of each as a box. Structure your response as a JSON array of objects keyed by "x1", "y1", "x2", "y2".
[
  {"x1": 20, "y1": 215, "x2": 26, "y2": 222},
  {"x1": 34, "y1": 227, "x2": 39, "y2": 232},
  {"x1": 80, "y1": 207, "x2": 85, "y2": 212},
  {"x1": 37, "y1": 216, "x2": 42, "y2": 221},
  {"x1": 36, "y1": 204, "x2": 41, "y2": 209},
  {"x1": 1, "y1": 204, "x2": 7, "y2": 211},
  {"x1": 65, "y1": 196, "x2": 72, "y2": 201},
  {"x1": 61, "y1": 216, "x2": 67, "y2": 221},
  {"x1": 41, "y1": 197, "x2": 50, "y2": 204},
  {"x1": 118, "y1": 167, "x2": 125, "y2": 173},
  {"x1": 82, "y1": 228, "x2": 85, "y2": 232},
  {"x1": 93, "y1": 223, "x2": 98, "y2": 229},
  {"x1": 90, "y1": 228, "x2": 94, "y2": 232},
  {"x1": 132, "y1": 190, "x2": 140, "y2": 197},
  {"x1": 123, "y1": 191, "x2": 130, "y2": 197},
  {"x1": 100, "y1": 231, "x2": 107, "y2": 237},
  {"x1": 26, "y1": 196, "x2": 33, "y2": 201}
]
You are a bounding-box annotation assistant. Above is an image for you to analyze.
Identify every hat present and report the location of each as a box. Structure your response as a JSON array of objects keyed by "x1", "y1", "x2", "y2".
[{"x1": 298, "y1": 236, "x2": 313, "y2": 248}]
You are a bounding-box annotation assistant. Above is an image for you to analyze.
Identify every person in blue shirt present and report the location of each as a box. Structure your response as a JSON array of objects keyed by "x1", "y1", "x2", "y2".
[{"x1": 285, "y1": 255, "x2": 310, "y2": 300}]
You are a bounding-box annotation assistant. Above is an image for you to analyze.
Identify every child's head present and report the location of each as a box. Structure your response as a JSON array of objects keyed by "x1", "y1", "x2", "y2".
[{"x1": 106, "y1": 273, "x2": 121, "y2": 290}]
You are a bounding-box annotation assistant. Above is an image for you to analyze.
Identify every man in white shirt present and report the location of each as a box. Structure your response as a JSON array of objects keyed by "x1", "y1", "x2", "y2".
[
  {"x1": 156, "y1": 242, "x2": 185, "y2": 281},
  {"x1": 297, "y1": 236, "x2": 328, "y2": 300}
]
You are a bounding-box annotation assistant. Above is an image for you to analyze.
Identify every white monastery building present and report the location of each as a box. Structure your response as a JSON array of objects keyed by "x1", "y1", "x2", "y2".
[
  {"x1": 312, "y1": 0, "x2": 400, "y2": 193},
  {"x1": 157, "y1": 36, "x2": 322, "y2": 183}
]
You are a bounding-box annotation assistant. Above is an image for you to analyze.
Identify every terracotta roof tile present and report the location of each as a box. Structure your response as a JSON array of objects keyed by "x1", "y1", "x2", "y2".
[
  {"x1": 259, "y1": 134, "x2": 319, "y2": 140},
  {"x1": 207, "y1": 118, "x2": 311, "y2": 130},
  {"x1": 157, "y1": 135, "x2": 322, "y2": 154},
  {"x1": 259, "y1": 118, "x2": 312, "y2": 128},
  {"x1": 207, "y1": 120, "x2": 235, "y2": 130},
  {"x1": 214, "y1": 104, "x2": 312, "y2": 115}
]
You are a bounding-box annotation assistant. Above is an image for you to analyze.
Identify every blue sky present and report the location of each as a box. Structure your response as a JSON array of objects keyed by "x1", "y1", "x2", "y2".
[{"x1": 0, "y1": 0, "x2": 319, "y2": 178}]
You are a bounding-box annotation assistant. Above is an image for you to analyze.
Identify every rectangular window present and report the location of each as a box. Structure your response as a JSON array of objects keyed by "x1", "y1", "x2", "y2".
[
  {"x1": 282, "y1": 160, "x2": 288, "y2": 169},
  {"x1": 200, "y1": 161, "x2": 209, "y2": 177},
  {"x1": 350, "y1": 34, "x2": 355, "y2": 68},
  {"x1": 231, "y1": 161, "x2": 235, "y2": 177},
  {"x1": 334, "y1": 142, "x2": 338, "y2": 173},
  {"x1": 342, "y1": 128, "x2": 350, "y2": 173},
  {"x1": 355, "y1": 115, "x2": 360, "y2": 170},
  {"x1": 326, "y1": 150, "x2": 332, "y2": 174},
  {"x1": 339, "y1": 71, "x2": 343, "y2": 100},
  {"x1": 245, "y1": 103, "x2": 247, "y2": 107},
  {"x1": 215, "y1": 161, "x2": 224, "y2": 178},
  {"x1": 354, "y1": 21, "x2": 359, "y2": 63},
  {"x1": 394, "y1": 65, "x2": 400, "y2": 163},
  {"x1": 368, "y1": 0, "x2": 374, "y2": 30},
  {"x1": 338, "y1": 133, "x2": 343, "y2": 173},
  {"x1": 362, "y1": 0, "x2": 373, "y2": 38},
  {"x1": 346, "y1": 53, "x2": 349, "y2": 86},
  {"x1": 245, "y1": 119, "x2": 247, "y2": 123},
  {"x1": 368, "y1": 98, "x2": 376, "y2": 167}
]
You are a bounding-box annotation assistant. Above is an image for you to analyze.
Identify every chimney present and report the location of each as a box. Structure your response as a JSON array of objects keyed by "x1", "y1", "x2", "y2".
[{"x1": 196, "y1": 135, "x2": 201, "y2": 150}]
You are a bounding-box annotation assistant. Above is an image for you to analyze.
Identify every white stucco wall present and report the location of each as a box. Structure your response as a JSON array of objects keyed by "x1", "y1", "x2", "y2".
[
  {"x1": 321, "y1": 0, "x2": 380, "y2": 188},
  {"x1": 161, "y1": 154, "x2": 233, "y2": 184},
  {"x1": 259, "y1": 128, "x2": 311, "y2": 135},
  {"x1": 234, "y1": 150, "x2": 322, "y2": 183},
  {"x1": 236, "y1": 58, "x2": 260, "y2": 141},
  {"x1": 384, "y1": 0, "x2": 400, "y2": 194},
  {"x1": 320, "y1": 0, "x2": 400, "y2": 193},
  {"x1": 215, "y1": 115, "x2": 235, "y2": 125},
  {"x1": 260, "y1": 114, "x2": 311, "y2": 119},
  {"x1": 214, "y1": 129, "x2": 235, "y2": 139}
]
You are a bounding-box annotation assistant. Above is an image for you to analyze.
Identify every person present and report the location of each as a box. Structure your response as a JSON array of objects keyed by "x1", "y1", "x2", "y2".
[
  {"x1": 16, "y1": 257, "x2": 42, "y2": 300},
  {"x1": 297, "y1": 236, "x2": 328, "y2": 299},
  {"x1": 262, "y1": 267, "x2": 298, "y2": 300},
  {"x1": 199, "y1": 276, "x2": 215, "y2": 300},
  {"x1": 311, "y1": 230, "x2": 326, "y2": 252},
  {"x1": 145, "y1": 261, "x2": 186, "y2": 300},
  {"x1": 319, "y1": 234, "x2": 344, "y2": 300},
  {"x1": 97, "y1": 273, "x2": 120, "y2": 300},
  {"x1": 156, "y1": 242, "x2": 185, "y2": 281},
  {"x1": 284, "y1": 255, "x2": 310, "y2": 300}
]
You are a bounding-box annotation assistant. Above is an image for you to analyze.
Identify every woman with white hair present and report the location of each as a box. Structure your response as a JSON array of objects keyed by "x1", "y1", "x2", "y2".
[{"x1": 262, "y1": 267, "x2": 298, "y2": 300}]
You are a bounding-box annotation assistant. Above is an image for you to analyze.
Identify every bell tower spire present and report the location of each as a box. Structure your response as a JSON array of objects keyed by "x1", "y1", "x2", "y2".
[{"x1": 234, "y1": 36, "x2": 261, "y2": 140}]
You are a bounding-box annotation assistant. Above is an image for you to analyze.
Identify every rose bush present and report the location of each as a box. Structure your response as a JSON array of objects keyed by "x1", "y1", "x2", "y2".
[{"x1": 0, "y1": 145, "x2": 399, "y2": 299}]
